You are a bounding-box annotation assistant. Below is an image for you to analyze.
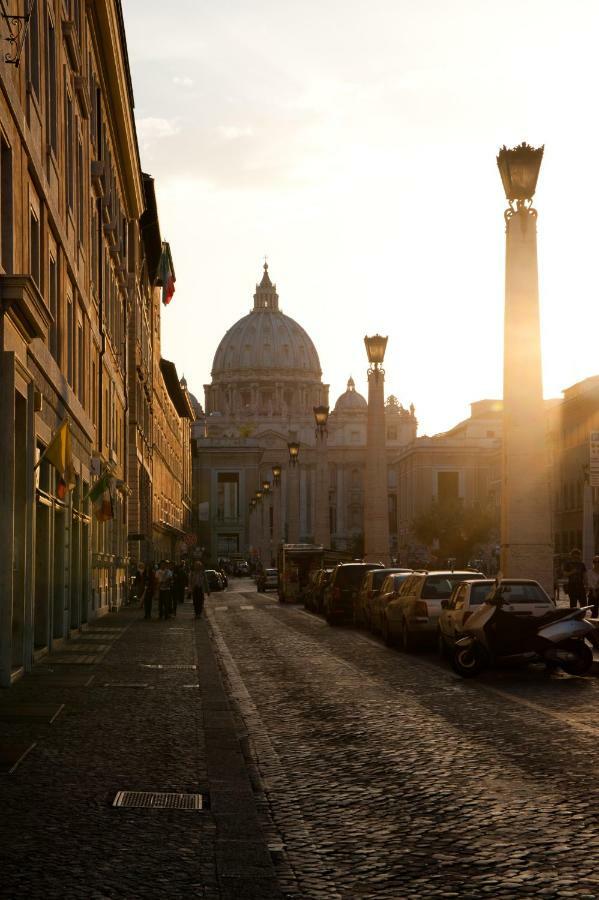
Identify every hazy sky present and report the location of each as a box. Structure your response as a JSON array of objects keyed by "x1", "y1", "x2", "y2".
[{"x1": 122, "y1": 0, "x2": 599, "y2": 436}]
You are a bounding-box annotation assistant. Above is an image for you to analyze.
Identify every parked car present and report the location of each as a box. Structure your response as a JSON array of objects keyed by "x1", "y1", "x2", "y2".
[
  {"x1": 305, "y1": 568, "x2": 333, "y2": 613},
  {"x1": 323, "y1": 563, "x2": 384, "y2": 625},
  {"x1": 205, "y1": 569, "x2": 225, "y2": 592},
  {"x1": 354, "y1": 567, "x2": 412, "y2": 627},
  {"x1": 384, "y1": 570, "x2": 486, "y2": 650},
  {"x1": 261, "y1": 568, "x2": 279, "y2": 592},
  {"x1": 437, "y1": 578, "x2": 556, "y2": 657},
  {"x1": 370, "y1": 572, "x2": 414, "y2": 635}
]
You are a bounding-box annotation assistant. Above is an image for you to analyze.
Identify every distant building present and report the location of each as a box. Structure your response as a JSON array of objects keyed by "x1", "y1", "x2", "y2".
[{"x1": 192, "y1": 264, "x2": 416, "y2": 563}]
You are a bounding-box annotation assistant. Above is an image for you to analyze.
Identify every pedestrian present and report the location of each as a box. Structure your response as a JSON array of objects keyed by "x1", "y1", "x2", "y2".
[
  {"x1": 172, "y1": 564, "x2": 187, "y2": 613},
  {"x1": 563, "y1": 548, "x2": 587, "y2": 609},
  {"x1": 140, "y1": 563, "x2": 156, "y2": 620},
  {"x1": 156, "y1": 560, "x2": 173, "y2": 620},
  {"x1": 587, "y1": 555, "x2": 599, "y2": 618},
  {"x1": 189, "y1": 561, "x2": 210, "y2": 618}
]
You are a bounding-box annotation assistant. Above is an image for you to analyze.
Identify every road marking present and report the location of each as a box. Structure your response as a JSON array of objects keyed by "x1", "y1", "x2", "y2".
[
  {"x1": 240, "y1": 605, "x2": 254, "y2": 610},
  {"x1": 214, "y1": 606, "x2": 229, "y2": 611}
]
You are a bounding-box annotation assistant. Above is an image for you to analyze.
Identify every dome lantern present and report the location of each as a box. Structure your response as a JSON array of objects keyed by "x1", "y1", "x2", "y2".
[{"x1": 253, "y1": 261, "x2": 279, "y2": 311}]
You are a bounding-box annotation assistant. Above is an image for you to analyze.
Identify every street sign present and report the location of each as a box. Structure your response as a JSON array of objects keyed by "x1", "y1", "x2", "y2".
[{"x1": 590, "y1": 432, "x2": 599, "y2": 487}]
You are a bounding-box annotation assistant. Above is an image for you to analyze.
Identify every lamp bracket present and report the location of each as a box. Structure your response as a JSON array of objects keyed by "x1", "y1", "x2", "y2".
[
  {"x1": 2, "y1": 0, "x2": 35, "y2": 67},
  {"x1": 367, "y1": 365, "x2": 385, "y2": 379}
]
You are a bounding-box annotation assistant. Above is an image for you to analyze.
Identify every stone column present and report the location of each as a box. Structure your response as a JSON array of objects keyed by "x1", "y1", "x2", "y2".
[
  {"x1": 314, "y1": 432, "x2": 330, "y2": 548},
  {"x1": 272, "y1": 480, "x2": 282, "y2": 558},
  {"x1": 499, "y1": 144, "x2": 553, "y2": 593},
  {"x1": 364, "y1": 366, "x2": 390, "y2": 564},
  {"x1": 287, "y1": 464, "x2": 300, "y2": 543}
]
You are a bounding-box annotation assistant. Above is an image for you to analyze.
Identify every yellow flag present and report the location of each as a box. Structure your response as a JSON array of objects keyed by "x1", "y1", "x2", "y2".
[{"x1": 43, "y1": 419, "x2": 76, "y2": 494}]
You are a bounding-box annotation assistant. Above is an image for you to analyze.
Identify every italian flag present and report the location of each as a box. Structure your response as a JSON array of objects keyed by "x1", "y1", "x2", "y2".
[
  {"x1": 88, "y1": 471, "x2": 114, "y2": 522},
  {"x1": 158, "y1": 242, "x2": 176, "y2": 306}
]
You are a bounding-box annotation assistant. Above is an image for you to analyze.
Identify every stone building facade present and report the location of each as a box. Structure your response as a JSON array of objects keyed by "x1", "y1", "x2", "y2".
[
  {"x1": 0, "y1": 2, "x2": 192, "y2": 686},
  {"x1": 192, "y1": 264, "x2": 417, "y2": 563}
]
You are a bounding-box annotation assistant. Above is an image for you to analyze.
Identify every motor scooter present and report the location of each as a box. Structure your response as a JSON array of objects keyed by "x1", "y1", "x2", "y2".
[{"x1": 451, "y1": 588, "x2": 595, "y2": 678}]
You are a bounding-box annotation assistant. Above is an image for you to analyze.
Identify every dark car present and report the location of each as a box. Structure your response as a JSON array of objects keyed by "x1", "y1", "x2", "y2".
[
  {"x1": 205, "y1": 569, "x2": 224, "y2": 592},
  {"x1": 323, "y1": 562, "x2": 384, "y2": 625}
]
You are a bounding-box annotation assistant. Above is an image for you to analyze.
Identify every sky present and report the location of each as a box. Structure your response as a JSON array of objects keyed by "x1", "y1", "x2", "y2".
[{"x1": 122, "y1": 0, "x2": 599, "y2": 436}]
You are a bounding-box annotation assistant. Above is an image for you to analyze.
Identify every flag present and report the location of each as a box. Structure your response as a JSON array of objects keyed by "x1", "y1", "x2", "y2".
[
  {"x1": 88, "y1": 471, "x2": 114, "y2": 522},
  {"x1": 156, "y1": 242, "x2": 175, "y2": 306},
  {"x1": 40, "y1": 418, "x2": 76, "y2": 498}
]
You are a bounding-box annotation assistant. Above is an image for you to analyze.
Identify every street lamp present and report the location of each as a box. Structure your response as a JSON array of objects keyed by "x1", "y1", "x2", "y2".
[
  {"x1": 496, "y1": 141, "x2": 552, "y2": 593},
  {"x1": 287, "y1": 441, "x2": 300, "y2": 467},
  {"x1": 313, "y1": 405, "x2": 330, "y2": 548},
  {"x1": 262, "y1": 480, "x2": 271, "y2": 494},
  {"x1": 364, "y1": 335, "x2": 390, "y2": 564},
  {"x1": 272, "y1": 463, "x2": 282, "y2": 486},
  {"x1": 287, "y1": 441, "x2": 300, "y2": 542},
  {"x1": 364, "y1": 334, "x2": 388, "y2": 373},
  {"x1": 497, "y1": 142, "x2": 544, "y2": 204}
]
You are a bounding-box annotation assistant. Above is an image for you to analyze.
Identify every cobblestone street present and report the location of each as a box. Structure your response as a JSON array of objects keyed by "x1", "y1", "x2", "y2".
[
  {"x1": 209, "y1": 579, "x2": 599, "y2": 899},
  {"x1": 3, "y1": 579, "x2": 599, "y2": 899}
]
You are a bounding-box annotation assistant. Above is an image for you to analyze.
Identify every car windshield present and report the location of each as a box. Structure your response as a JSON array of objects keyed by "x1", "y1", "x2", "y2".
[
  {"x1": 422, "y1": 572, "x2": 484, "y2": 599},
  {"x1": 497, "y1": 582, "x2": 550, "y2": 604},
  {"x1": 392, "y1": 573, "x2": 411, "y2": 588},
  {"x1": 265, "y1": 569, "x2": 278, "y2": 576}
]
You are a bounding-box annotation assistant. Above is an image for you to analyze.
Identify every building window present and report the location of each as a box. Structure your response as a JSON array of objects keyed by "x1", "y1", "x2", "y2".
[
  {"x1": 25, "y1": 0, "x2": 40, "y2": 99},
  {"x1": 77, "y1": 136, "x2": 84, "y2": 243},
  {"x1": 77, "y1": 321, "x2": 84, "y2": 405},
  {"x1": 30, "y1": 209, "x2": 41, "y2": 287},
  {"x1": 0, "y1": 136, "x2": 13, "y2": 273},
  {"x1": 67, "y1": 295, "x2": 74, "y2": 386},
  {"x1": 46, "y1": 12, "x2": 57, "y2": 153},
  {"x1": 217, "y1": 472, "x2": 239, "y2": 521},
  {"x1": 65, "y1": 87, "x2": 74, "y2": 213},
  {"x1": 49, "y1": 251, "x2": 58, "y2": 359},
  {"x1": 437, "y1": 471, "x2": 460, "y2": 504}
]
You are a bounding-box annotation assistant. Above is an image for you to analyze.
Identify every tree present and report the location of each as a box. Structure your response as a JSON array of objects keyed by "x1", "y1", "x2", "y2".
[{"x1": 411, "y1": 500, "x2": 498, "y2": 566}]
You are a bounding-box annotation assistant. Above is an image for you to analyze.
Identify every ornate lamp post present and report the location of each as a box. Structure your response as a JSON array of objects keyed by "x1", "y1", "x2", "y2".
[
  {"x1": 249, "y1": 497, "x2": 256, "y2": 559},
  {"x1": 287, "y1": 441, "x2": 300, "y2": 543},
  {"x1": 497, "y1": 142, "x2": 552, "y2": 592},
  {"x1": 313, "y1": 405, "x2": 330, "y2": 548},
  {"x1": 271, "y1": 464, "x2": 282, "y2": 560},
  {"x1": 364, "y1": 335, "x2": 390, "y2": 564},
  {"x1": 261, "y1": 479, "x2": 272, "y2": 565}
]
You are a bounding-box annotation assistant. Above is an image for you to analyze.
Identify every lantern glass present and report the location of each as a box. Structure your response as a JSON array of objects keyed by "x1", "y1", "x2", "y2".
[
  {"x1": 288, "y1": 441, "x2": 300, "y2": 460},
  {"x1": 313, "y1": 405, "x2": 329, "y2": 428},
  {"x1": 497, "y1": 143, "x2": 544, "y2": 201},
  {"x1": 272, "y1": 463, "x2": 282, "y2": 479},
  {"x1": 255, "y1": 491, "x2": 263, "y2": 501},
  {"x1": 262, "y1": 480, "x2": 270, "y2": 493},
  {"x1": 364, "y1": 334, "x2": 388, "y2": 365}
]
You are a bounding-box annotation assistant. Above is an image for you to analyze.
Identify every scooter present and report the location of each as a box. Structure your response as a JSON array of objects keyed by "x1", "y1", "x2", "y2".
[{"x1": 451, "y1": 589, "x2": 595, "y2": 678}]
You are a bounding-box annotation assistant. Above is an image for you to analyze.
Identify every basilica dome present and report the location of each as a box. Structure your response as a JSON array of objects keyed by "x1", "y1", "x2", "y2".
[
  {"x1": 334, "y1": 377, "x2": 367, "y2": 413},
  {"x1": 211, "y1": 264, "x2": 321, "y2": 382}
]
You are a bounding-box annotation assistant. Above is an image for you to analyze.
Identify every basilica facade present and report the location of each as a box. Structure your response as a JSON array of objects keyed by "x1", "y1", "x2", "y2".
[{"x1": 191, "y1": 264, "x2": 417, "y2": 563}]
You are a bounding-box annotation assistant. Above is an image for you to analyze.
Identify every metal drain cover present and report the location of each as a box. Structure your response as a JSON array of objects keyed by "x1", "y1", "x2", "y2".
[
  {"x1": 113, "y1": 791, "x2": 203, "y2": 810},
  {"x1": 139, "y1": 664, "x2": 196, "y2": 670}
]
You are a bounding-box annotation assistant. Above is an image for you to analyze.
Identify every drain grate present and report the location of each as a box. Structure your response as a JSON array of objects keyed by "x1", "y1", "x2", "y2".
[
  {"x1": 139, "y1": 664, "x2": 196, "y2": 670},
  {"x1": 113, "y1": 791, "x2": 203, "y2": 810}
]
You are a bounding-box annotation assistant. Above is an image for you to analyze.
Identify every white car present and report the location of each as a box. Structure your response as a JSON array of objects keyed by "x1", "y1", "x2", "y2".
[{"x1": 438, "y1": 578, "x2": 556, "y2": 657}]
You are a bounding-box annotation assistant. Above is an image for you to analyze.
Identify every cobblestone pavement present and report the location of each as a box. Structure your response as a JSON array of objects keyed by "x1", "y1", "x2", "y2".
[
  {"x1": 207, "y1": 579, "x2": 599, "y2": 900},
  {"x1": 0, "y1": 598, "x2": 279, "y2": 900}
]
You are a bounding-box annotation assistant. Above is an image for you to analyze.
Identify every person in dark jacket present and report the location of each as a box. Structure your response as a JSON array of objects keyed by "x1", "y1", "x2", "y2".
[
  {"x1": 139, "y1": 563, "x2": 156, "y2": 620},
  {"x1": 189, "y1": 562, "x2": 210, "y2": 618},
  {"x1": 563, "y1": 548, "x2": 587, "y2": 609}
]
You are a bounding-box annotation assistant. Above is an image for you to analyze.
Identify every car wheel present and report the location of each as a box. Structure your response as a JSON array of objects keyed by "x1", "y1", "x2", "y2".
[
  {"x1": 381, "y1": 615, "x2": 394, "y2": 647},
  {"x1": 451, "y1": 642, "x2": 487, "y2": 678}
]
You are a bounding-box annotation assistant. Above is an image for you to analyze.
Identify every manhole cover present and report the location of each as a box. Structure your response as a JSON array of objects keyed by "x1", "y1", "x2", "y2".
[{"x1": 113, "y1": 791, "x2": 203, "y2": 810}]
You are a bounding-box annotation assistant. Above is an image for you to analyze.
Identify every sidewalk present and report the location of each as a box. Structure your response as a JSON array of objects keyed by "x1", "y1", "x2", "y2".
[{"x1": 0, "y1": 596, "x2": 281, "y2": 900}]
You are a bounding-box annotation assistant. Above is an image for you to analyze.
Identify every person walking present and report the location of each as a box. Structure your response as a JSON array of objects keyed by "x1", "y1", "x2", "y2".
[
  {"x1": 140, "y1": 563, "x2": 156, "y2": 620},
  {"x1": 156, "y1": 560, "x2": 173, "y2": 620},
  {"x1": 190, "y1": 561, "x2": 210, "y2": 618},
  {"x1": 172, "y1": 564, "x2": 187, "y2": 614},
  {"x1": 563, "y1": 548, "x2": 587, "y2": 609},
  {"x1": 587, "y1": 555, "x2": 599, "y2": 618}
]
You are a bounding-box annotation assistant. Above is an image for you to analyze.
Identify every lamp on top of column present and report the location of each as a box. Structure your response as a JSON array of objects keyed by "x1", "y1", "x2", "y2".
[
  {"x1": 287, "y1": 441, "x2": 300, "y2": 542},
  {"x1": 313, "y1": 405, "x2": 330, "y2": 548},
  {"x1": 363, "y1": 333, "x2": 390, "y2": 564}
]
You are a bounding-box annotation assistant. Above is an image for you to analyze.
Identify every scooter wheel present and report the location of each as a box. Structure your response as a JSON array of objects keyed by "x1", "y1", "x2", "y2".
[
  {"x1": 451, "y1": 643, "x2": 486, "y2": 678},
  {"x1": 558, "y1": 641, "x2": 593, "y2": 676}
]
